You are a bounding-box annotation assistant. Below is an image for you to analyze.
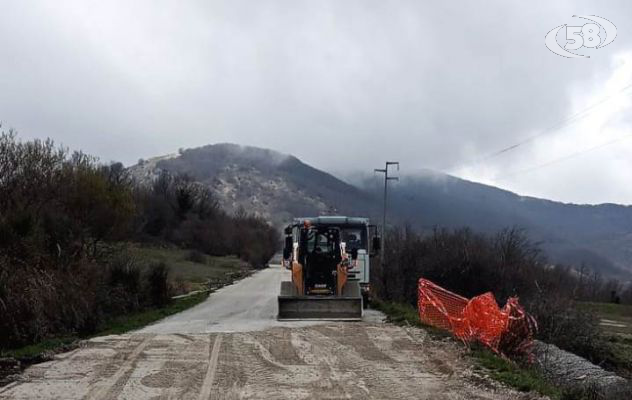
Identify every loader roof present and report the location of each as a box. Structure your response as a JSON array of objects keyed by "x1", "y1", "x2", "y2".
[{"x1": 292, "y1": 216, "x2": 369, "y2": 227}]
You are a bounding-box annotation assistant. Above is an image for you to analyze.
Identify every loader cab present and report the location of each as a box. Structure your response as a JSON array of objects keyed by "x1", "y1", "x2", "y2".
[
  {"x1": 284, "y1": 216, "x2": 379, "y2": 303},
  {"x1": 299, "y1": 226, "x2": 342, "y2": 295}
]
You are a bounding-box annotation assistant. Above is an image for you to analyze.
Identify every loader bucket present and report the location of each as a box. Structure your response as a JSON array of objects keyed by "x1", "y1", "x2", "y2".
[{"x1": 277, "y1": 280, "x2": 363, "y2": 320}]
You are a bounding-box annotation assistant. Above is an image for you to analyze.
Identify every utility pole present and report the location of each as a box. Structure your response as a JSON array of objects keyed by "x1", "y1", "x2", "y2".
[{"x1": 374, "y1": 161, "x2": 399, "y2": 266}]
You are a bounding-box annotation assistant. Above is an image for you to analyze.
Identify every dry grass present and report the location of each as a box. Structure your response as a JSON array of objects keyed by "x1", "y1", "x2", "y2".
[
  {"x1": 576, "y1": 302, "x2": 632, "y2": 379},
  {"x1": 129, "y1": 244, "x2": 246, "y2": 292}
]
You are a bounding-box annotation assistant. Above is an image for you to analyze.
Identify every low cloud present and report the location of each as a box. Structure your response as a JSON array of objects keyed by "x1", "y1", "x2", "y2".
[{"x1": 1, "y1": 0, "x2": 631, "y2": 203}]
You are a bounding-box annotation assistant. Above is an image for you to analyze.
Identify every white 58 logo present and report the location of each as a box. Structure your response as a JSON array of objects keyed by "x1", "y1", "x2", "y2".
[{"x1": 545, "y1": 15, "x2": 617, "y2": 58}]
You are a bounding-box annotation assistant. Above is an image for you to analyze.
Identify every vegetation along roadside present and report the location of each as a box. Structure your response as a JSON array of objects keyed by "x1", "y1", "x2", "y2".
[{"x1": 0, "y1": 131, "x2": 279, "y2": 383}]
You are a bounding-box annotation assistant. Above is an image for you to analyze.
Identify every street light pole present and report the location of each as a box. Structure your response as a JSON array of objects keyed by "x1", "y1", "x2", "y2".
[{"x1": 374, "y1": 161, "x2": 399, "y2": 266}]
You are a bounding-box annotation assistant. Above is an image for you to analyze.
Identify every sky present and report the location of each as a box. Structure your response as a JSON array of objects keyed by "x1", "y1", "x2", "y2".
[{"x1": 1, "y1": 0, "x2": 632, "y2": 205}]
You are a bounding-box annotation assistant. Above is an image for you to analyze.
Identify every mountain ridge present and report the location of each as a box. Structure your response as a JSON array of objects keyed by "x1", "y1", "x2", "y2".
[{"x1": 128, "y1": 143, "x2": 632, "y2": 277}]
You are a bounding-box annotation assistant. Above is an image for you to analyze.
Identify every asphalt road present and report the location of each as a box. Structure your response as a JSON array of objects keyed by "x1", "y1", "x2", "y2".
[{"x1": 0, "y1": 265, "x2": 542, "y2": 400}]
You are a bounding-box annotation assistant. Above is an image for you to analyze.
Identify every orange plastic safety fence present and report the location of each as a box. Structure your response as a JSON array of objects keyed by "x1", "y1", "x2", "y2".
[{"x1": 418, "y1": 279, "x2": 537, "y2": 358}]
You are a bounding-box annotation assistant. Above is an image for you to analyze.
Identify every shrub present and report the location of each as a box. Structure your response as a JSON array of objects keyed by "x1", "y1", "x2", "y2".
[
  {"x1": 104, "y1": 255, "x2": 142, "y2": 315},
  {"x1": 0, "y1": 131, "x2": 278, "y2": 350},
  {"x1": 145, "y1": 262, "x2": 172, "y2": 307},
  {"x1": 373, "y1": 226, "x2": 608, "y2": 369},
  {"x1": 526, "y1": 293, "x2": 602, "y2": 360},
  {"x1": 0, "y1": 132, "x2": 138, "y2": 348},
  {"x1": 0, "y1": 259, "x2": 100, "y2": 348}
]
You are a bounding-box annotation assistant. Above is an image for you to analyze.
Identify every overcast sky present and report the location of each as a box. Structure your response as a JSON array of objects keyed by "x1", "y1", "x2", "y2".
[{"x1": 1, "y1": 0, "x2": 632, "y2": 204}]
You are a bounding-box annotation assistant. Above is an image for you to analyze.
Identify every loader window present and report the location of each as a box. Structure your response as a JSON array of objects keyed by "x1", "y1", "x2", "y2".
[
  {"x1": 308, "y1": 233, "x2": 331, "y2": 254},
  {"x1": 306, "y1": 228, "x2": 340, "y2": 257}
]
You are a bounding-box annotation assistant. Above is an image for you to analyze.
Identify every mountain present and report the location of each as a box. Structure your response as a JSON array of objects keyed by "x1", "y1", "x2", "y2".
[
  {"x1": 358, "y1": 170, "x2": 632, "y2": 277},
  {"x1": 129, "y1": 143, "x2": 375, "y2": 226},
  {"x1": 129, "y1": 144, "x2": 632, "y2": 277}
]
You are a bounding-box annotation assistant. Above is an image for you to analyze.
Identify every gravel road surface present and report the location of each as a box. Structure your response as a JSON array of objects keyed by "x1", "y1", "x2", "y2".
[{"x1": 0, "y1": 265, "x2": 544, "y2": 399}]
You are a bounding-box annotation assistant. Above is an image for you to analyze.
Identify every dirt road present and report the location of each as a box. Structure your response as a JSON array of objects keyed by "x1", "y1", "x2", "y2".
[{"x1": 0, "y1": 265, "x2": 543, "y2": 399}]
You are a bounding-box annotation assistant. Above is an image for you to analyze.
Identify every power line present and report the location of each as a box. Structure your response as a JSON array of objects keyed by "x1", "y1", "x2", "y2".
[
  {"x1": 495, "y1": 133, "x2": 632, "y2": 180},
  {"x1": 453, "y1": 81, "x2": 632, "y2": 170}
]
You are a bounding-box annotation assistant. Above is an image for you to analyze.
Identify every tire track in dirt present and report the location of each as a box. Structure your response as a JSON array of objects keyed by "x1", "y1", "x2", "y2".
[
  {"x1": 207, "y1": 323, "x2": 543, "y2": 400},
  {"x1": 85, "y1": 335, "x2": 153, "y2": 400},
  {"x1": 207, "y1": 324, "x2": 446, "y2": 399},
  {"x1": 298, "y1": 324, "x2": 442, "y2": 399},
  {"x1": 198, "y1": 334, "x2": 223, "y2": 400},
  {"x1": 312, "y1": 324, "x2": 393, "y2": 362},
  {"x1": 231, "y1": 332, "x2": 292, "y2": 398},
  {"x1": 212, "y1": 329, "x2": 321, "y2": 399},
  {"x1": 1, "y1": 325, "x2": 547, "y2": 399},
  {"x1": 126, "y1": 334, "x2": 205, "y2": 400},
  {"x1": 160, "y1": 334, "x2": 202, "y2": 400}
]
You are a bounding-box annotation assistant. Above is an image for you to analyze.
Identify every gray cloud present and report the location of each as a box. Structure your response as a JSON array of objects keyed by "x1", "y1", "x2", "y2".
[{"x1": 1, "y1": 0, "x2": 632, "y2": 204}]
